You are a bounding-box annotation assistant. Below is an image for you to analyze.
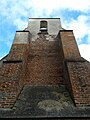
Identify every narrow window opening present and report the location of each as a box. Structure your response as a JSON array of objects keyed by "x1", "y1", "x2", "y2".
[{"x1": 40, "y1": 21, "x2": 48, "y2": 34}]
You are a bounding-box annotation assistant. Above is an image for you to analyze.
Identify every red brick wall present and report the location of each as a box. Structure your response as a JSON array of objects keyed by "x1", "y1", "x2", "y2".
[
  {"x1": 59, "y1": 30, "x2": 81, "y2": 61},
  {"x1": 0, "y1": 63, "x2": 23, "y2": 108},
  {"x1": 0, "y1": 29, "x2": 90, "y2": 108},
  {"x1": 0, "y1": 37, "x2": 65, "y2": 108},
  {"x1": 58, "y1": 30, "x2": 90, "y2": 106},
  {"x1": 0, "y1": 44, "x2": 29, "y2": 108},
  {"x1": 7, "y1": 44, "x2": 29, "y2": 61},
  {"x1": 26, "y1": 40, "x2": 64, "y2": 85},
  {"x1": 67, "y1": 61, "x2": 90, "y2": 106}
]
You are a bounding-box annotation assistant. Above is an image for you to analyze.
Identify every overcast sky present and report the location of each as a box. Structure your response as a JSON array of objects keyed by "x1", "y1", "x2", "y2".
[{"x1": 0, "y1": 0, "x2": 90, "y2": 61}]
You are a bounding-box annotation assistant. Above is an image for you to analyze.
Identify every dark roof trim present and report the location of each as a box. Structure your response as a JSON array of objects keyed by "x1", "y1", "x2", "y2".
[
  {"x1": 60, "y1": 30, "x2": 73, "y2": 32},
  {"x1": 29, "y1": 18, "x2": 60, "y2": 19},
  {"x1": 3, "y1": 60, "x2": 22, "y2": 63},
  {"x1": 16, "y1": 31, "x2": 29, "y2": 32}
]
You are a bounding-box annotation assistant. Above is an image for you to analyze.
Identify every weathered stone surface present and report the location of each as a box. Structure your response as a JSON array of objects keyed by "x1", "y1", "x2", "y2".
[
  {"x1": 0, "y1": 85, "x2": 90, "y2": 118},
  {"x1": 28, "y1": 18, "x2": 63, "y2": 40}
]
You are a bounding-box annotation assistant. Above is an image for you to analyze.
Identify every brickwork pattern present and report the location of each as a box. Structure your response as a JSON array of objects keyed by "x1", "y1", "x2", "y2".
[
  {"x1": 0, "y1": 43, "x2": 29, "y2": 108},
  {"x1": 0, "y1": 63, "x2": 23, "y2": 108},
  {"x1": 6, "y1": 43, "x2": 30, "y2": 85},
  {"x1": 7, "y1": 44, "x2": 29, "y2": 61},
  {"x1": 0, "y1": 35, "x2": 64, "y2": 108},
  {"x1": 26, "y1": 36, "x2": 64, "y2": 85},
  {"x1": 67, "y1": 61, "x2": 90, "y2": 106},
  {"x1": 58, "y1": 30, "x2": 90, "y2": 106},
  {"x1": 59, "y1": 30, "x2": 81, "y2": 61},
  {"x1": 0, "y1": 29, "x2": 90, "y2": 109}
]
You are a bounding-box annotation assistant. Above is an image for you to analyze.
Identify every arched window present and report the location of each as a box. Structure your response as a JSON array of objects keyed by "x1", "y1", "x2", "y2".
[{"x1": 40, "y1": 20, "x2": 48, "y2": 34}]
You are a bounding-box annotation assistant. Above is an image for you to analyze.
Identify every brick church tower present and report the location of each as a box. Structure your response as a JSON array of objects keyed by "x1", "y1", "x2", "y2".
[{"x1": 0, "y1": 18, "x2": 90, "y2": 117}]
